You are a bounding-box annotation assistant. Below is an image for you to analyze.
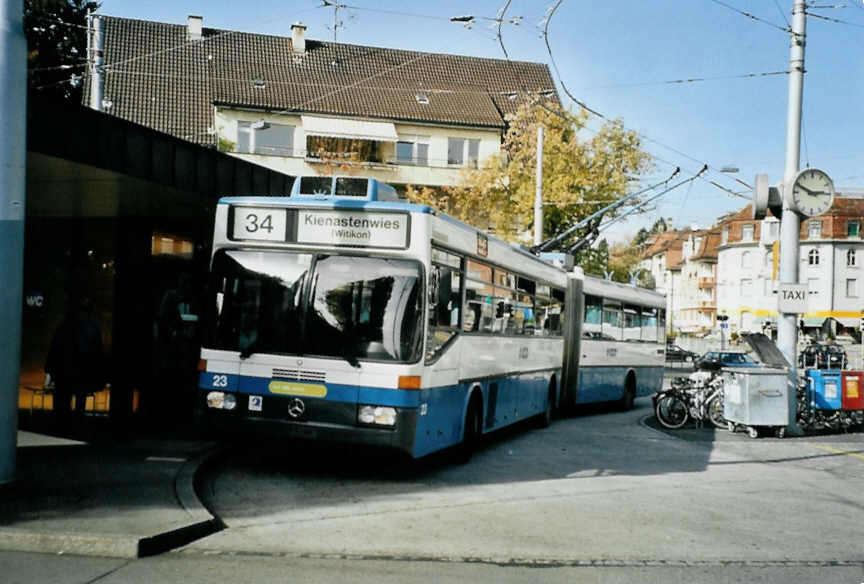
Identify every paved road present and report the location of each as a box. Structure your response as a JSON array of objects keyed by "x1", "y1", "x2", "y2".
[
  {"x1": 3, "y1": 396, "x2": 863, "y2": 583},
  {"x1": 183, "y1": 398, "x2": 864, "y2": 573}
]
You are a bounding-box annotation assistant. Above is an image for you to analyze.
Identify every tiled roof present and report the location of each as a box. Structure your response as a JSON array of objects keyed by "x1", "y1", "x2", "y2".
[
  {"x1": 691, "y1": 230, "x2": 721, "y2": 261},
  {"x1": 89, "y1": 16, "x2": 560, "y2": 147}
]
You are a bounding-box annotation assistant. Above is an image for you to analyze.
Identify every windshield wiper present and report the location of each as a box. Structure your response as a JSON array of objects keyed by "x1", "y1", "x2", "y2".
[{"x1": 341, "y1": 344, "x2": 362, "y2": 369}]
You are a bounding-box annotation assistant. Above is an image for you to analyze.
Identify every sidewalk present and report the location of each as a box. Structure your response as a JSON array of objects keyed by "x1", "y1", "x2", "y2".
[{"x1": 0, "y1": 421, "x2": 222, "y2": 558}]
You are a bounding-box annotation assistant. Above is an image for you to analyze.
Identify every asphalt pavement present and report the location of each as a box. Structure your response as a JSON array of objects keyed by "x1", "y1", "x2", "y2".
[
  {"x1": 0, "y1": 419, "x2": 221, "y2": 558},
  {"x1": 1, "y1": 392, "x2": 862, "y2": 573}
]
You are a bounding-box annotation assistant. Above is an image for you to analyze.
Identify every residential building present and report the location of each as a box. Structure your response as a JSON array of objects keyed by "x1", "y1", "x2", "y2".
[
  {"x1": 716, "y1": 194, "x2": 864, "y2": 338},
  {"x1": 676, "y1": 230, "x2": 721, "y2": 334},
  {"x1": 640, "y1": 228, "x2": 720, "y2": 335},
  {"x1": 85, "y1": 15, "x2": 560, "y2": 193}
]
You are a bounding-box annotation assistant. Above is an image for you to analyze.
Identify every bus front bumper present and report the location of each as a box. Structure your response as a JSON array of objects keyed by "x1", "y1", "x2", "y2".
[{"x1": 198, "y1": 403, "x2": 419, "y2": 455}]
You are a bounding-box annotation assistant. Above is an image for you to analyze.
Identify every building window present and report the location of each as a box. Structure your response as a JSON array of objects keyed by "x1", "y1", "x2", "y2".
[
  {"x1": 848, "y1": 220, "x2": 860, "y2": 239},
  {"x1": 847, "y1": 278, "x2": 858, "y2": 297},
  {"x1": 395, "y1": 136, "x2": 429, "y2": 166},
  {"x1": 741, "y1": 279, "x2": 752, "y2": 297},
  {"x1": 808, "y1": 220, "x2": 822, "y2": 239},
  {"x1": 237, "y1": 121, "x2": 295, "y2": 156},
  {"x1": 847, "y1": 249, "x2": 856, "y2": 267},
  {"x1": 741, "y1": 251, "x2": 752, "y2": 269},
  {"x1": 741, "y1": 224, "x2": 754, "y2": 242},
  {"x1": 808, "y1": 249, "x2": 820, "y2": 265},
  {"x1": 447, "y1": 138, "x2": 465, "y2": 165},
  {"x1": 721, "y1": 227, "x2": 729, "y2": 244},
  {"x1": 467, "y1": 139, "x2": 480, "y2": 168},
  {"x1": 447, "y1": 137, "x2": 481, "y2": 167}
]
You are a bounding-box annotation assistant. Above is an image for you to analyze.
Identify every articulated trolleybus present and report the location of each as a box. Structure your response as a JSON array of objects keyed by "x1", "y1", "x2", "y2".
[{"x1": 198, "y1": 177, "x2": 666, "y2": 458}]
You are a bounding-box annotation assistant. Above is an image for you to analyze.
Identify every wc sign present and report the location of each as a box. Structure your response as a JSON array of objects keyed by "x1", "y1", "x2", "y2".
[
  {"x1": 25, "y1": 292, "x2": 45, "y2": 309},
  {"x1": 777, "y1": 283, "x2": 808, "y2": 314}
]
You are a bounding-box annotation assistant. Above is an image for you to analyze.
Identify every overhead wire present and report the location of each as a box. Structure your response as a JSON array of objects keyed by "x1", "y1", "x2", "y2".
[
  {"x1": 704, "y1": 0, "x2": 792, "y2": 32},
  {"x1": 584, "y1": 69, "x2": 790, "y2": 89},
  {"x1": 807, "y1": 11, "x2": 864, "y2": 27},
  {"x1": 539, "y1": 0, "x2": 755, "y2": 204},
  {"x1": 567, "y1": 166, "x2": 709, "y2": 253}
]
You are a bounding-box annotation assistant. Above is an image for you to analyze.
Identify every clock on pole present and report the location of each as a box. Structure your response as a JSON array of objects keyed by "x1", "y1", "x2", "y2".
[{"x1": 790, "y1": 168, "x2": 834, "y2": 217}]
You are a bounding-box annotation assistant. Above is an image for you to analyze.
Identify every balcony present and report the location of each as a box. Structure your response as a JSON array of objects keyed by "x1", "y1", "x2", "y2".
[{"x1": 697, "y1": 277, "x2": 715, "y2": 290}]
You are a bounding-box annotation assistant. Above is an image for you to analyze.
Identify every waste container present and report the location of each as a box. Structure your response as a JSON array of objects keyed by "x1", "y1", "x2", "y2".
[
  {"x1": 722, "y1": 333, "x2": 792, "y2": 438},
  {"x1": 841, "y1": 370, "x2": 864, "y2": 411},
  {"x1": 805, "y1": 369, "x2": 843, "y2": 410}
]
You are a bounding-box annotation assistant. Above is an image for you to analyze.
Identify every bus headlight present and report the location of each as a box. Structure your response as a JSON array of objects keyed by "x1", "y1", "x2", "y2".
[
  {"x1": 207, "y1": 391, "x2": 237, "y2": 410},
  {"x1": 358, "y1": 405, "x2": 397, "y2": 426}
]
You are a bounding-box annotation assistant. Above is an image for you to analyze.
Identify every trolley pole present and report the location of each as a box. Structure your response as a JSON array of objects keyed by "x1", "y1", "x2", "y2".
[
  {"x1": 777, "y1": 0, "x2": 807, "y2": 434},
  {"x1": 0, "y1": 0, "x2": 27, "y2": 484},
  {"x1": 533, "y1": 126, "x2": 544, "y2": 246}
]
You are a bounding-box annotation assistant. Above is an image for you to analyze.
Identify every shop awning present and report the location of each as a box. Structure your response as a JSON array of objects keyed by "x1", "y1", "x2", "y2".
[
  {"x1": 829, "y1": 316, "x2": 861, "y2": 328},
  {"x1": 301, "y1": 116, "x2": 399, "y2": 142}
]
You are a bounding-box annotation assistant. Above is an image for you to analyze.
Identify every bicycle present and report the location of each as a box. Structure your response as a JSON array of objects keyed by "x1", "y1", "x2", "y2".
[{"x1": 653, "y1": 373, "x2": 726, "y2": 430}]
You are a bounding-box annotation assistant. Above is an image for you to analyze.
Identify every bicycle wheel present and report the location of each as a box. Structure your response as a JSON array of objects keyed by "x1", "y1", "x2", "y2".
[
  {"x1": 654, "y1": 393, "x2": 689, "y2": 429},
  {"x1": 707, "y1": 395, "x2": 726, "y2": 429}
]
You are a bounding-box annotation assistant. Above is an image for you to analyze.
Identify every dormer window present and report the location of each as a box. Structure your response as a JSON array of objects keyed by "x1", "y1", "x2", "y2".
[
  {"x1": 741, "y1": 224, "x2": 754, "y2": 242},
  {"x1": 415, "y1": 93, "x2": 429, "y2": 105},
  {"x1": 252, "y1": 78, "x2": 266, "y2": 89}
]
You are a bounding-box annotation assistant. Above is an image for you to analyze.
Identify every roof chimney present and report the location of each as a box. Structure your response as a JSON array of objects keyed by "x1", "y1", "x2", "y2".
[
  {"x1": 187, "y1": 15, "x2": 203, "y2": 41},
  {"x1": 291, "y1": 21, "x2": 307, "y2": 54}
]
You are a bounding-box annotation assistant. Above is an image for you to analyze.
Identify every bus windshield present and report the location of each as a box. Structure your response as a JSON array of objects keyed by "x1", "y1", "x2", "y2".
[{"x1": 207, "y1": 250, "x2": 424, "y2": 364}]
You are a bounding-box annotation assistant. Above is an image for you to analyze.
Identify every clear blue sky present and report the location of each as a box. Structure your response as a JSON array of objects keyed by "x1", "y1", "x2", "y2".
[{"x1": 98, "y1": 0, "x2": 864, "y2": 242}]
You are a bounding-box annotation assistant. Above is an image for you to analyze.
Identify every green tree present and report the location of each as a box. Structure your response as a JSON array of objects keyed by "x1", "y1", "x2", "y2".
[
  {"x1": 407, "y1": 104, "x2": 652, "y2": 246},
  {"x1": 579, "y1": 238, "x2": 609, "y2": 277},
  {"x1": 24, "y1": 0, "x2": 99, "y2": 101},
  {"x1": 650, "y1": 217, "x2": 667, "y2": 234}
]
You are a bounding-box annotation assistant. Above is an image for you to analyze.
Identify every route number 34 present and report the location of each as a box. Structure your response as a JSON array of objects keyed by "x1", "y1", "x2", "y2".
[
  {"x1": 232, "y1": 207, "x2": 286, "y2": 242},
  {"x1": 243, "y1": 213, "x2": 273, "y2": 234}
]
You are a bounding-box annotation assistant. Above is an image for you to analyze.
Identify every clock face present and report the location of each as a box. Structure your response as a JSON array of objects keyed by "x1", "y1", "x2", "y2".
[{"x1": 791, "y1": 168, "x2": 834, "y2": 217}]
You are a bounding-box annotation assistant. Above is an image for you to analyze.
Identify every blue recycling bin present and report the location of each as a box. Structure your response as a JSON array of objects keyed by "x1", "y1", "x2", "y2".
[{"x1": 805, "y1": 369, "x2": 843, "y2": 410}]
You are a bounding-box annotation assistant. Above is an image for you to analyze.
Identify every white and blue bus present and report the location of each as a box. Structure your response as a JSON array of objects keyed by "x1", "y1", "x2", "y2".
[{"x1": 197, "y1": 176, "x2": 665, "y2": 458}]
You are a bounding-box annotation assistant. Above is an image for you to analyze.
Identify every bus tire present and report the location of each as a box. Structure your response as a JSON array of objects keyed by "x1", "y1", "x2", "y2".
[
  {"x1": 455, "y1": 393, "x2": 482, "y2": 464},
  {"x1": 619, "y1": 372, "x2": 636, "y2": 411},
  {"x1": 537, "y1": 381, "x2": 555, "y2": 428}
]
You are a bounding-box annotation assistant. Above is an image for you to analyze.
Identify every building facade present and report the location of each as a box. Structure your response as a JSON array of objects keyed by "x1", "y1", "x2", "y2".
[
  {"x1": 717, "y1": 197, "x2": 864, "y2": 339},
  {"x1": 86, "y1": 15, "x2": 560, "y2": 192}
]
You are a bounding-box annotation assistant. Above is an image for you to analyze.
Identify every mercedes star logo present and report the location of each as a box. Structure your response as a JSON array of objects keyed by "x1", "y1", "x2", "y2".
[{"x1": 287, "y1": 398, "x2": 306, "y2": 419}]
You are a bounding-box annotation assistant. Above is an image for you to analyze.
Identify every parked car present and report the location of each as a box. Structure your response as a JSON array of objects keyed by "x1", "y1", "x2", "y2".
[
  {"x1": 694, "y1": 350, "x2": 759, "y2": 370},
  {"x1": 799, "y1": 343, "x2": 847, "y2": 369},
  {"x1": 665, "y1": 344, "x2": 697, "y2": 362}
]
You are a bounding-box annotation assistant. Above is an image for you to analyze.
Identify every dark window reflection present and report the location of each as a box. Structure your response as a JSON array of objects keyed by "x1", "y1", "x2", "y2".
[{"x1": 207, "y1": 251, "x2": 423, "y2": 364}]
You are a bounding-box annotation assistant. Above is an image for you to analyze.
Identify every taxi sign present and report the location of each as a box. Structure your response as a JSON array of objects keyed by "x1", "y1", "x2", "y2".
[{"x1": 777, "y1": 283, "x2": 808, "y2": 314}]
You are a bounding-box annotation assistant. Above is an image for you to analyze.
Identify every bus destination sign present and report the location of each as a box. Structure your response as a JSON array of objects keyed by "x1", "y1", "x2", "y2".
[
  {"x1": 297, "y1": 210, "x2": 409, "y2": 248},
  {"x1": 232, "y1": 207, "x2": 288, "y2": 242}
]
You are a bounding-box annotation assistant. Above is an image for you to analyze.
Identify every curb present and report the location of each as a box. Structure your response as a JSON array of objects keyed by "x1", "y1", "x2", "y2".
[
  {"x1": 137, "y1": 445, "x2": 226, "y2": 557},
  {"x1": 0, "y1": 445, "x2": 225, "y2": 559}
]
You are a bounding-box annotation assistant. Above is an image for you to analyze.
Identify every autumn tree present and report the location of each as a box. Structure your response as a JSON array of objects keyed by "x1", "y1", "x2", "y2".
[{"x1": 407, "y1": 104, "x2": 652, "y2": 248}]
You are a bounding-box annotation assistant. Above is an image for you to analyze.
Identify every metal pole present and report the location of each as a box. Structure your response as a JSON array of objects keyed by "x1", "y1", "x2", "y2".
[
  {"x1": 88, "y1": 14, "x2": 103, "y2": 111},
  {"x1": 777, "y1": 0, "x2": 806, "y2": 433},
  {"x1": 533, "y1": 125, "x2": 544, "y2": 246},
  {"x1": 0, "y1": 0, "x2": 27, "y2": 484}
]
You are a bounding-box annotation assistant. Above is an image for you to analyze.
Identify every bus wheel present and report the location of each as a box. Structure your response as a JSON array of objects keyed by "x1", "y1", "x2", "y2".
[
  {"x1": 619, "y1": 373, "x2": 636, "y2": 411},
  {"x1": 455, "y1": 395, "x2": 482, "y2": 464},
  {"x1": 537, "y1": 382, "x2": 555, "y2": 428}
]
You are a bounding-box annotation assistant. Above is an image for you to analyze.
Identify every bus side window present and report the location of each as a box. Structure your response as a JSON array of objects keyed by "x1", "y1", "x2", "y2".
[
  {"x1": 426, "y1": 264, "x2": 462, "y2": 362},
  {"x1": 602, "y1": 297, "x2": 623, "y2": 341}
]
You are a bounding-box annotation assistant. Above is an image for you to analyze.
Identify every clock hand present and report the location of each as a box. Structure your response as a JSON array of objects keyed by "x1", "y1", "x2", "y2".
[{"x1": 796, "y1": 183, "x2": 815, "y2": 195}]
